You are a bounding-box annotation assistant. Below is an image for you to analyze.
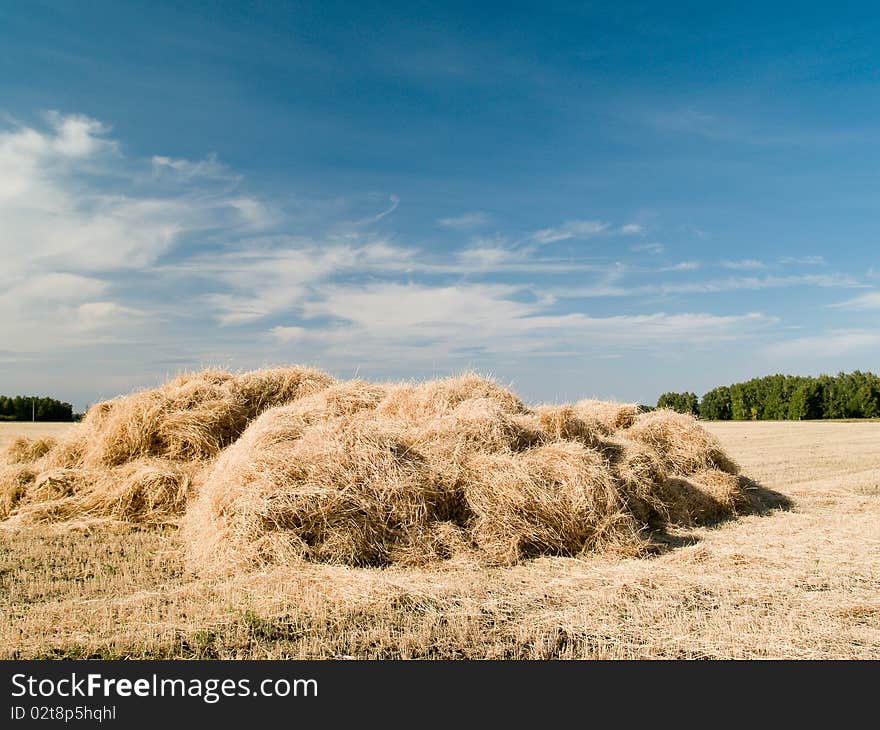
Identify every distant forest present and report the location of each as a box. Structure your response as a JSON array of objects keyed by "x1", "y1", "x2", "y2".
[
  {"x1": 0, "y1": 396, "x2": 75, "y2": 422},
  {"x1": 657, "y1": 371, "x2": 880, "y2": 420}
]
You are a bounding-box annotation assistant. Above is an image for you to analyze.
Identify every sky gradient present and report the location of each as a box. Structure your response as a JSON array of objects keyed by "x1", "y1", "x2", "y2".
[{"x1": 1, "y1": 1, "x2": 878, "y2": 410}]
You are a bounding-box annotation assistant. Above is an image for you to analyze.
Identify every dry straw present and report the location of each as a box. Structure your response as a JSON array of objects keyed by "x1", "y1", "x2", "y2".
[
  {"x1": 1, "y1": 367, "x2": 754, "y2": 571},
  {"x1": 2, "y1": 436, "x2": 57, "y2": 465}
]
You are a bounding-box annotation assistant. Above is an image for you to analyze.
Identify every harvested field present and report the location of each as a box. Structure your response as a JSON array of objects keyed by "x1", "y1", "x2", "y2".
[{"x1": 1, "y1": 416, "x2": 878, "y2": 659}]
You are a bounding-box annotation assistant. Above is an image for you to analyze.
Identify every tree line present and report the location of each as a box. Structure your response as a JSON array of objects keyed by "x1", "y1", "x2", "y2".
[
  {"x1": 0, "y1": 396, "x2": 75, "y2": 422},
  {"x1": 657, "y1": 371, "x2": 880, "y2": 420}
]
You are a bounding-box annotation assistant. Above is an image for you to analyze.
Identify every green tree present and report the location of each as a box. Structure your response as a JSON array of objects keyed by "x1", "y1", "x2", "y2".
[
  {"x1": 788, "y1": 380, "x2": 824, "y2": 420},
  {"x1": 657, "y1": 391, "x2": 699, "y2": 414},
  {"x1": 699, "y1": 386, "x2": 732, "y2": 420}
]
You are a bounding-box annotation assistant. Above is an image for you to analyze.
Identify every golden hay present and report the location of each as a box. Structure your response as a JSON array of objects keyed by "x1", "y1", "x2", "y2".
[
  {"x1": 281, "y1": 380, "x2": 390, "y2": 424},
  {"x1": 415, "y1": 398, "x2": 544, "y2": 455},
  {"x1": 227, "y1": 366, "x2": 336, "y2": 418},
  {"x1": 82, "y1": 377, "x2": 247, "y2": 466},
  {"x1": 535, "y1": 405, "x2": 611, "y2": 447},
  {"x1": 0, "y1": 367, "x2": 337, "y2": 523},
  {"x1": 7, "y1": 458, "x2": 197, "y2": 526},
  {"x1": 603, "y1": 437, "x2": 670, "y2": 524},
  {"x1": 64, "y1": 366, "x2": 335, "y2": 468},
  {"x1": 376, "y1": 373, "x2": 526, "y2": 420},
  {"x1": 624, "y1": 409, "x2": 739, "y2": 475},
  {"x1": 408, "y1": 399, "x2": 545, "y2": 517},
  {"x1": 2, "y1": 436, "x2": 57, "y2": 465},
  {"x1": 35, "y1": 432, "x2": 89, "y2": 470},
  {"x1": 389, "y1": 521, "x2": 473, "y2": 565},
  {"x1": 183, "y1": 412, "x2": 450, "y2": 570},
  {"x1": 572, "y1": 399, "x2": 642, "y2": 430},
  {"x1": 464, "y1": 442, "x2": 642, "y2": 564},
  {"x1": 0, "y1": 464, "x2": 36, "y2": 519},
  {"x1": 0, "y1": 367, "x2": 757, "y2": 570},
  {"x1": 654, "y1": 468, "x2": 752, "y2": 525}
]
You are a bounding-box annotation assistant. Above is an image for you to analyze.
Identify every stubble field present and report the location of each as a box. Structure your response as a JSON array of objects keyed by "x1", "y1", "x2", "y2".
[{"x1": 1, "y1": 420, "x2": 877, "y2": 659}]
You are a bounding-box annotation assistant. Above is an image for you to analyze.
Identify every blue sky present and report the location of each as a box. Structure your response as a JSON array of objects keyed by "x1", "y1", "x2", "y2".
[{"x1": 1, "y1": 1, "x2": 878, "y2": 410}]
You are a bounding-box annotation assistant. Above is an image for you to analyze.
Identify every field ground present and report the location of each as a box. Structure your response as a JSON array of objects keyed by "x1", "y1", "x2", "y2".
[
  {"x1": 1, "y1": 421, "x2": 878, "y2": 659},
  {"x1": 0, "y1": 422, "x2": 76, "y2": 450}
]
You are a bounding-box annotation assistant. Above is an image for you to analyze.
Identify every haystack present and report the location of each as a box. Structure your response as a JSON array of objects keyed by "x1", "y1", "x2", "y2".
[
  {"x1": 0, "y1": 366, "x2": 334, "y2": 525},
  {"x1": 0, "y1": 366, "x2": 758, "y2": 571}
]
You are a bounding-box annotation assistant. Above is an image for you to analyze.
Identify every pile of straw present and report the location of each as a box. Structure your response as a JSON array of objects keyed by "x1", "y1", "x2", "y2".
[
  {"x1": 1, "y1": 367, "x2": 756, "y2": 571},
  {"x1": 0, "y1": 367, "x2": 334, "y2": 523}
]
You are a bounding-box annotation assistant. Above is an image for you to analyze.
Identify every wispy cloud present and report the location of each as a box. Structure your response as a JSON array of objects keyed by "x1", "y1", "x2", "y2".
[
  {"x1": 779, "y1": 255, "x2": 825, "y2": 265},
  {"x1": 552, "y1": 273, "x2": 863, "y2": 299},
  {"x1": 151, "y1": 153, "x2": 232, "y2": 181},
  {"x1": 437, "y1": 211, "x2": 490, "y2": 229},
  {"x1": 456, "y1": 245, "x2": 525, "y2": 268},
  {"x1": 372, "y1": 194, "x2": 399, "y2": 221},
  {"x1": 763, "y1": 330, "x2": 880, "y2": 359},
  {"x1": 830, "y1": 291, "x2": 880, "y2": 311},
  {"x1": 721, "y1": 259, "x2": 766, "y2": 270},
  {"x1": 532, "y1": 219, "x2": 608, "y2": 244},
  {"x1": 655, "y1": 273, "x2": 861, "y2": 296},
  {"x1": 631, "y1": 242, "x2": 664, "y2": 255},
  {"x1": 660, "y1": 261, "x2": 700, "y2": 272},
  {"x1": 286, "y1": 280, "x2": 776, "y2": 357},
  {"x1": 2, "y1": 110, "x2": 866, "y2": 409}
]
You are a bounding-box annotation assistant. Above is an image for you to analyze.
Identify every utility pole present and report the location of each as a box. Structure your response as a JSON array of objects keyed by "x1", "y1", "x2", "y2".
[{"x1": 32, "y1": 396, "x2": 35, "y2": 423}]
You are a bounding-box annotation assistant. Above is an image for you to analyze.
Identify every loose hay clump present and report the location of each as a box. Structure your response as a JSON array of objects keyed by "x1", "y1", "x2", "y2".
[
  {"x1": 0, "y1": 464, "x2": 37, "y2": 519},
  {"x1": 1, "y1": 367, "x2": 759, "y2": 570},
  {"x1": 624, "y1": 409, "x2": 739, "y2": 475},
  {"x1": 572, "y1": 399, "x2": 643, "y2": 430},
  {"x1": 463, "y1": 442, "x2": 642, "y2": 563},
  {"x1": 5, "y1": 458, "x2": 198, "y2": 526},
  {"x1": 228, "y1": 367, "x2": 337, "y2": 418},
  {"x1": 183, "y1": 411, "x2": 451, "y2": 569},
  {"x1": 0, "y1": 366, "x2": 336, "y2": 524},
  {"x1": 376, "y1": 373, "x2": 527, "y2": 420},
  {"x1": 2, "y1": 436, "x2": 57, "y2": 465},
  {"x1": 535, "y1": 405, "x2": 611, "y2": 447}
]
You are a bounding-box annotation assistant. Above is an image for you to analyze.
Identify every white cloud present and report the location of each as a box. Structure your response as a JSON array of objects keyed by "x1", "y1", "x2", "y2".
[
  {"x1": 280, "y1": 281, "x2": 776, "y2": 359},
  {"x1": 830, "y1": 291, "x2": 880, "y2": 311},
  {"x1": 437, "y1": 212, "x2": 490, "y2": 229},
  {"x1": 457, "y1": 246, "x2": 521, "y2": 268},
  {"x1": 44, "y1": 111, "x2": 116, "y2": 157},
  {"x1": 0, "y1": 113, "x2": 279, "y2": 353},
  {"x1": 721, "y1": 259, "x2": 766, "y2": 270},
  {"x1": 303, "y1": 283, "x2": 530, "y2": 333},
  {"x1": 660, "y1": 261, "x2": 700, "y2": 272},
  {"x1": 779, "y1": 255, "x2": 825, "y2": 265},
  {"x1": 533, "y1": 219, "x2": 608, "y2": 244},
  {"x1": 269, "y1": 326, "x2": 309, "y2": 343},
  {"x1": 3, "y1": 110, "x2": 871, "y2": 410},
  {"x1": 631, "y1": 242, "x2": 664, "y2": 255},
  {"x1": 656, "y1": 274, "x2": 860, "y2": 295},
  {"x1": 763, "y1": 330, "x2": 880, "y2": 359},
  {"x1": 552, "y1": 273, "x2": 863, "y2": 300},
  {"x1": 0, "y1": 113, "x2": 255, "y2": 276},
  {"x1": 151, "y1": 153, "x2": 231, "y2": 180},
  {"x1": 372, "y1": 194, "x2": 399, "y2": 221}
]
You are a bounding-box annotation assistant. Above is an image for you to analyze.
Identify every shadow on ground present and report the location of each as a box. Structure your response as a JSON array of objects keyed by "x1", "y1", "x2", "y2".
[{"x1": 646, "y1": 476, "x2": 792, "y2": 555}]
